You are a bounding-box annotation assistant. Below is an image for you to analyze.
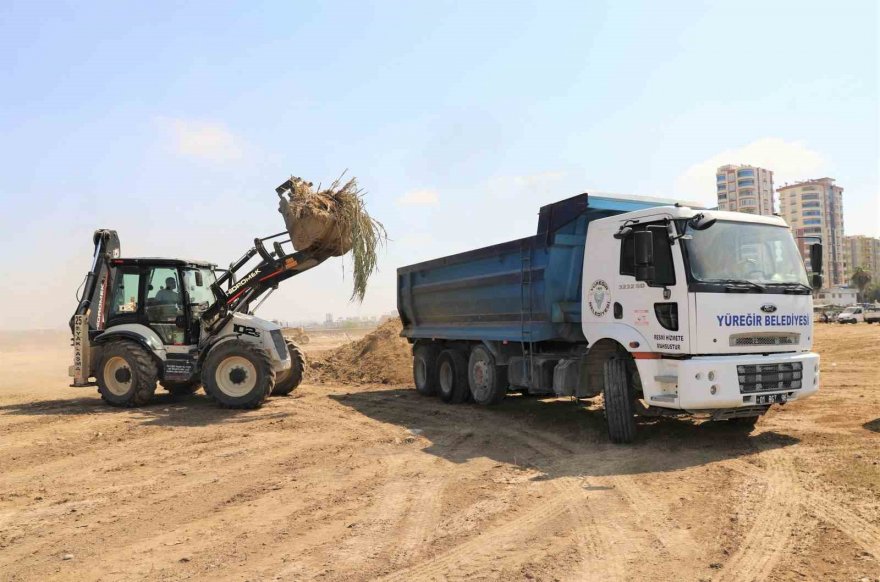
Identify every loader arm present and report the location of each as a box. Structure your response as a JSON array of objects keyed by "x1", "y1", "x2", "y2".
[
  {"x1": 70, "y1": 229, "x2": 120, "y2": 334},
  {"x1": 201, "y1": 231, "x2": 332, "y2": 333}
]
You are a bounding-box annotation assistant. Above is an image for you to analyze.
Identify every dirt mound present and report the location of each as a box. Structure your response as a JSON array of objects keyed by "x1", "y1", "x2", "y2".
[{"x1": 309, "y1": 318, "x2": 412, "y2": 385}]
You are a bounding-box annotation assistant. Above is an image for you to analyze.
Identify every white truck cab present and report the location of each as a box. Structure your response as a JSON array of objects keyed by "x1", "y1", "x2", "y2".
[{"x1": 582, "y1": 206, "x2": 819, "y2": 416}]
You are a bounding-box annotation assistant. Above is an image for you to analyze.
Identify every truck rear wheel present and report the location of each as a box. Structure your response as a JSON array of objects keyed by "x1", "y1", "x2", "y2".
[
  {"x1": 603, "y1": 358, "x2": 637, "y2": 444},
  {"x1": 437, "y1": 349, "x2": 469, "y2": 404},
  {"x1": 468, "y1": 345, "x2": 508, "y2": 405},
  {"x1": 272, "y1": 340, "x2": 305, "y2": 396},
  {"x1": 413, "y1": 344, "x2": 441, "y2": 396},
  {"x1": 203, "y1": 340, "x2": 275, "y2": 409},
  {"x1": 96, "y1": 340, "x2": 158, "y2": 407}
]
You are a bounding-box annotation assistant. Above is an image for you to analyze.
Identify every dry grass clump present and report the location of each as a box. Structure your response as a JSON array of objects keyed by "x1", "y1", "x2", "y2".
[{"x1": 279, "y1": 173, "x2": 386, "y2": 302}]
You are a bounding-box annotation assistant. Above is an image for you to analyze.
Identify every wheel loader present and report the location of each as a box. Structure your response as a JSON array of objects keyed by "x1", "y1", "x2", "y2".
[{"x1": 68, "y1": 178, "x2": 346, "y2": 409}]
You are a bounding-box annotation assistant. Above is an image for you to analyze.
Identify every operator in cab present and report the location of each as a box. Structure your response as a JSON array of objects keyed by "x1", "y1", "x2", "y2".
[{"x1": 156, "y1": 277, "x2": 180, "y2": 304}]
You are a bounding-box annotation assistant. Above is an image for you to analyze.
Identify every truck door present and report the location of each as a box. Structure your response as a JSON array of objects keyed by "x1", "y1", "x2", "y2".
[{"x1": 615, "y1": 222, "x2": 690, "y2": 354}]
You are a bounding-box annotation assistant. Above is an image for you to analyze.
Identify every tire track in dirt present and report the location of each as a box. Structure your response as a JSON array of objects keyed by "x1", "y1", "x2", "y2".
[
  {"x1": 717, "y1": 453, "x2": 802, "y2": 582},
  {"x1": 726, "y1": 458, "x2": 880, "y2": 557},
  {"x1": 493, "y1": 425, "x2": 628, "y2": 581},
  {"x1": 378, "y1": 497, "x2": 572, "y2": 581},
  {"x1": 386, "y1": 477, "x2": 446, "y2": 568}
]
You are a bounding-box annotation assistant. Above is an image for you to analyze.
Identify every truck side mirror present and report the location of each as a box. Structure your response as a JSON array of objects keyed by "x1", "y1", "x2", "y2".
[
  {"x1": 811, "y1": 273, "x2": 823, "y2": 290},
  {"x1": 809, "y1": 243, "x2": 823, "y2": 275},
  {"x1": 634, "y1": 230, "x2": 655, "y2": 282}
]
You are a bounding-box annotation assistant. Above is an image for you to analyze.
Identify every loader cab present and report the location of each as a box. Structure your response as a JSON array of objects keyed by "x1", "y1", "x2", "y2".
[{"x1": 104, "y1": 258, "x2": 217, "y2": 346}]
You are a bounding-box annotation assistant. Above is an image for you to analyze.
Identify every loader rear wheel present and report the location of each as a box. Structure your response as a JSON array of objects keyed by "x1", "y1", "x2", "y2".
[
  {"x1": 160, "y1": 380, "x2": 201, "y2": 396},
  {"x1": 272, "y1": 340, "x2": 305, "y2": 396},
  {"x1": 603, "y1": 358, "x2": 637, "y2": 444},
  {"x1": 413, "y1": 344, "x2": 441, "y2": 396},
  {"x1": 96, "y1": 340, "x2": 158, "y2": 407},
  {"x1": 437, "y1": 349, "x2": 469, "y2": 404},
  {"x1": 203, "y1": 340, "x2": 275, "y2": 409},
  {"x1": 468, "y1": 345, "x2": 508, "y2": 405}
]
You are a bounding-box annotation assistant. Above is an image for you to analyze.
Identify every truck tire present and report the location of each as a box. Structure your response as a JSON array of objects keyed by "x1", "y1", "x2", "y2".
[
  {"x1": 603, "y1": 358, "x2": 637, "y2": 444},
  {"x1": 203, "y1": 340, "x2": 275, "y2": 409},
  {"x1": 413, "y1": 344, "x2": 441, "y2": 396},
  {"x1": 160, "y1": 380, "x2": 201, "y2": 396},
  {"x1": 468, "y1": 345, "x2": 508, "y2": 405},
  {"x1": 96, "y1": 340, "x2": 158, "y2": 407},
  {"x1": 437, "y1": 349, "x2": 469, "y2": 404},
  {"x1": 272, "y1": 340, "x2": 305, "y2": 396}
]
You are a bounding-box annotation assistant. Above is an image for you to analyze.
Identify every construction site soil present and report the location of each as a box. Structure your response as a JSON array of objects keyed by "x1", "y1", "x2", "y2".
[
  {"x1": 0, "y1": 323, "x2": 877, "y2": 581},
  {"x1": 308, "y1": 319, "x2": 411, "y2": 385}
]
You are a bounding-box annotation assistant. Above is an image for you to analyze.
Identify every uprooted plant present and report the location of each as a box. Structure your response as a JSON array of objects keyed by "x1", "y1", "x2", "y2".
[{"x1": 278, "y1": 173, "x2": 387, "y2": 302}]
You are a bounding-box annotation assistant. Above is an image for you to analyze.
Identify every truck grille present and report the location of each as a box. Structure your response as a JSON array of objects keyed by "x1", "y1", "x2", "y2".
[
  {"x1": 269, "y1": 330, "x2": 289, "y2": 360},
  {"x1": 730, "y1": 333, "x2": 799, "y2": 347},
  {"x1": 737, "y1": 362, "x2": 802, "y2": 393}
]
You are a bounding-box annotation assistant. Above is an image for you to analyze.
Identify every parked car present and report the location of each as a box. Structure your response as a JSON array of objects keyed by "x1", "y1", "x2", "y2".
[
  {"x1": 864, "y1": 306, "x2": 880, "y2": 324},
  {"x1": 837, "y1": 306, "x2": 864, "y2": 324}
]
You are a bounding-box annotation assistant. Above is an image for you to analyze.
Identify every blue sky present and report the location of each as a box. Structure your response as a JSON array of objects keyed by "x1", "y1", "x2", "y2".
[{"x1": 1, "y1": 0, "x2": 877, "y2": 329}]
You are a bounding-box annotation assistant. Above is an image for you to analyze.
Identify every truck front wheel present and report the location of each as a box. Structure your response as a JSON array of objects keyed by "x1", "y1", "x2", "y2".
[
  {"x1": 203, "y1": 340, "x2": 275, "y2": 409},
  {"x1": 413, "y1": 344, "x2": 441, "y2": 396},
  {"x1": 603, "y1": 358, "x2": 637, "y2": 444},
  {"x1": 468, "y1": 345, "x2": 508, "y2": 405},
  {"x1": 437, "y1": 349, "x2": 469, "y2": 404}
]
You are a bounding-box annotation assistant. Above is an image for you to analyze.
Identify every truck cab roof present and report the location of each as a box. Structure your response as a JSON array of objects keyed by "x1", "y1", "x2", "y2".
[{"x1": 590, "y1": 196, "x2": 789, "y2": 228}]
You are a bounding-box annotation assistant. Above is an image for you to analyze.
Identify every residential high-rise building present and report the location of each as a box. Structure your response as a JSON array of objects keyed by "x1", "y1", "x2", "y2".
[
  {"x1": 778, "y1": 178, "x2": 845, "y2": 287},
  {"x1": 715, "y1": 164, "x2": 775, "y2": 215},
  {"x1": 844, "y1": 235, "x2": 880, "y2": 281}
]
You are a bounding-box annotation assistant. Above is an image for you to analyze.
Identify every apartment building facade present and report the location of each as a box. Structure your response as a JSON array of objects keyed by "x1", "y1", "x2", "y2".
[
  {"x1": 778, "y1": 178, "x2": 845, "y2": 287},
  {"x1": 844, "y1": 234, "x2": 880, "y2": 279},
  {"x1": 716, "y1": 164, "x2": 775, "y2": 215}
]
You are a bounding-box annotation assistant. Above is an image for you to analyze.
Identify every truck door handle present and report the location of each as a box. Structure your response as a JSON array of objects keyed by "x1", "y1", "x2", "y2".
[{"x1": 613, "y1": 302, "x2": 623, "y2": 319}]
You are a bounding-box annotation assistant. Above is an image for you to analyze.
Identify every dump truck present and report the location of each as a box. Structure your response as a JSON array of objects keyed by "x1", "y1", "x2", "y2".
[{"x1": 397, "y1": 193, "x2": 823, "y2": 443}]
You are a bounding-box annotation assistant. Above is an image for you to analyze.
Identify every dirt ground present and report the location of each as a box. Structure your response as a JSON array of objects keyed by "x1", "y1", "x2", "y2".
[{"x1": 0, "y1": 324, "x2": 877, "y2": 582}]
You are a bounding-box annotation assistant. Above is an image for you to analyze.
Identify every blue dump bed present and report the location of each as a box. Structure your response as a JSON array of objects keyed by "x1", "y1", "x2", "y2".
[{"x1": 397, "y1": 193, "x2": 665, "y2": 343}]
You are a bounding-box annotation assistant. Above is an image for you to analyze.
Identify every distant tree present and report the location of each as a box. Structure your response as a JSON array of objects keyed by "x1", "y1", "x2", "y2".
[
  {"x1": 865, "y1": 283, "x2": 880, "y2": 304},
  {"x1": 851, "y1": 267, "x2": 872, "y2": 302}
]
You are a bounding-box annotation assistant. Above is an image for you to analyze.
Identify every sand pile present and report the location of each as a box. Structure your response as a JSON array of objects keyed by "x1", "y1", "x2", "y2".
[{"x1": 310, "y1": 318, "x2": 412, "y2": 385}]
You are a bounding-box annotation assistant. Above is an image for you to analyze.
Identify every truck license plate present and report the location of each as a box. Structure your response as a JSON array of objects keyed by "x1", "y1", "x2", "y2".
[{"x1": 755, "y1": 393, "x2": 786, "y2": 405}]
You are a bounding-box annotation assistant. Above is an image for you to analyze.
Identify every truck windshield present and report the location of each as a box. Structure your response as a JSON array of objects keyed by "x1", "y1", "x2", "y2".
[{"x1": 684, "y1": 221, "x2": 809, "y2": 286}]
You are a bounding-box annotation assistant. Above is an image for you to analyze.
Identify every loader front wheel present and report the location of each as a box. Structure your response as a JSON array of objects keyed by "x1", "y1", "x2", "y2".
[
  {"x1": 203, "y1": 340, "x2": 275, "y2": 409},
  {"x1": 272, "y1": 340, "x2": 305, "y2": 396},
  {"x1": 96, "y1": 340, "x2": 158, "y2": 407},
  {"x1": 603, "y1": 358, "x2": 637, "y2": 444}
]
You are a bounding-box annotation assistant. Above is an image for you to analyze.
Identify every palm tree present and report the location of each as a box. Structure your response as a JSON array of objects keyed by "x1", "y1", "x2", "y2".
[{"x1": 851, "y1": 267, "x2": 872, "y2": 303}]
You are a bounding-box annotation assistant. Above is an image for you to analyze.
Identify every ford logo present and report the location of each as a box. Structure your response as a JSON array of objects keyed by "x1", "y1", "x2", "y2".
[{"x1": 761, "y1": 304, "x2": 777, "y2": 313}]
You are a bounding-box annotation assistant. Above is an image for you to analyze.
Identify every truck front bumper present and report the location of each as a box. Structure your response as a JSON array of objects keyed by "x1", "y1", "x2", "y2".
[{"x1": 636, "y1": 352, "x2": 819, "y2": 411}]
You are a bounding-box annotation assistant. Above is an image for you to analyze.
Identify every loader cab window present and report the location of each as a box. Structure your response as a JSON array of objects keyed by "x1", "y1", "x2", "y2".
[
  {"x1": 145, "y1": 267, "x2": 184, "y2": 344},
  {"x1": 108, "y1": 268, "x2": 140, "y2": 318},
  {"x1": 184, "y1": 268, "x2": 217, "y2": 308}
]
